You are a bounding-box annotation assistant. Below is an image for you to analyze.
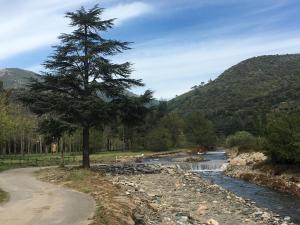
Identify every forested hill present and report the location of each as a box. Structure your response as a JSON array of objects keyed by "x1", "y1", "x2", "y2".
[
  {"x1": 0, "y1": 68, "x2": 40, "y2": 89},
  {"x1": 169, "y1": 54, "x2": 300, "y2": 135}
]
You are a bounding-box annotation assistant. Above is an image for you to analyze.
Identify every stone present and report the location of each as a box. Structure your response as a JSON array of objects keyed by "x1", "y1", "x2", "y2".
[
  {"x1": 207, "y1": 218, "x2": 219, "y2": 225},
  {"x1": 283, "y1": 216, "x2": 291, "y2": 221},
  {"x1": 196, "y1": 188, "x2": 203, "y2": 193},
  {"x1": 253, "y1": 211, "x2": 263, "y2": 217},
  {"x1": 179, "y1": 216, "x2": 189, "y2": 222},
  {"x1": 196, "y1": 204, "x2": 208, "y2": 215},
  {"x1": 261, "y1": 212, "x2": 271, "y2": 220}
]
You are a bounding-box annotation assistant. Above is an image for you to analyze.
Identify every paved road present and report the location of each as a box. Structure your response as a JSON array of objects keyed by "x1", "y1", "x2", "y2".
[{"x1": 0, "y1": 168, "x2": 95, "y2": 225}]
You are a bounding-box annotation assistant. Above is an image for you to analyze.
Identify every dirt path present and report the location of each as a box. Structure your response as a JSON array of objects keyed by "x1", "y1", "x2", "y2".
[{"x1": 0, "y1": 167, "x2": 95, "y2": 225}]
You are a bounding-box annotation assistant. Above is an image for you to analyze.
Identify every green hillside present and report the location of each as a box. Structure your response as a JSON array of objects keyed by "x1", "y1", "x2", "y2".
[
  {"x1": 169, "y1": 54, "x2": 300, "y2": 135},
  {"x1": 0, "y1": 68, "x2": 40, "y2": 89}
]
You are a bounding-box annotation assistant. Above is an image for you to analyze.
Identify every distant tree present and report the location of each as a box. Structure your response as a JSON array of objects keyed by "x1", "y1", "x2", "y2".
[
  {"x1": 38, "y1": 117, "x2": 76, "y2": 165},
  {"x1": 117, "y1": 92, "x2": 153, "y2": 150},
  {"x1": 160, "y1": 112, "x2": 186, "y2": 147},
  {"x1": 185, "y1": 112, "x2": 216, "y2": 149},
  {"x1": 146, "y1": 127, "x2": 172, "y2": 151},
  {"x1": 265, "y1": 112, "x2": 300, "y2": 164},
  {"x1": 20, "y1": 5, "x2": 150, "y2": 168}
]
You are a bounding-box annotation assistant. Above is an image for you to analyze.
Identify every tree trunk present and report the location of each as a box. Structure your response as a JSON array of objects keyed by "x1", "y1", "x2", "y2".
[
  {"x1": 82, "y1": 126, "x2": 90, "y2": 168},
  {"x1": 39, "y1": 136, "x2": 43, "y2": 154},
  {"x1": 13, "y1": 137, "x2": 17, "y2": 155},
  {"x1": 21, "y1": 131, "x2": 24, "y2": 156}
]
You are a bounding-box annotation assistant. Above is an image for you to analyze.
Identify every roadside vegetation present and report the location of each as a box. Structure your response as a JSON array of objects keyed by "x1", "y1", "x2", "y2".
[{"x1": 0, "y1": 189, "x2": 9, "y2": 204}]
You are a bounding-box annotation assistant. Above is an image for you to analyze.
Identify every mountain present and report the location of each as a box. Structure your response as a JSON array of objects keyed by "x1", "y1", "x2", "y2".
[
  {"x1": 0, "y1": 68, "x2": 158, "y2": 105},
  {"x1": 0, "y1": 68, "x2": 40, "y2": 89},
  {"x1": 169, "y1": 54, "x2": 300, "y2": 135}
]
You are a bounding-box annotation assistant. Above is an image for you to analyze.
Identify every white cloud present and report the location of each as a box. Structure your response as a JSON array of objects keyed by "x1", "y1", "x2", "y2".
[
  {"x1": 125, "y1": 32, "x2": 300, "y2": 99},
  {"x1": 103, "y1": 2, "x2": 153, "y2": 25},
  {"x1": 0, "y1": 0, "x2": 152, "y2": 60}
]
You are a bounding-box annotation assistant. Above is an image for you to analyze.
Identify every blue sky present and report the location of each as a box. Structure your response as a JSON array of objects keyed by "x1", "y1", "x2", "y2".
[{"x1": 1, "y1": 0, "x2": 300, "y2": 99}]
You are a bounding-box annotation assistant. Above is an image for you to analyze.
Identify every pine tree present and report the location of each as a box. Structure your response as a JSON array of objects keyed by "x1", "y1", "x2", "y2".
[{"x1": 20, "y1": 5, "x2": 151, "y2": 168}]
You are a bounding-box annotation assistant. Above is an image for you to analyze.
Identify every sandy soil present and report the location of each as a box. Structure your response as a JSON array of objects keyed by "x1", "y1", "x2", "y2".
[{"x1": 0, "y1": 167, "x2": 95, "y2": 225}]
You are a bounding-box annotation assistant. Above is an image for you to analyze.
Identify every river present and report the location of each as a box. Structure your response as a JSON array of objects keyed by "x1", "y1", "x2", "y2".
[{"x1": 143, "y1": 151, "x2": 300, "y2": 224}]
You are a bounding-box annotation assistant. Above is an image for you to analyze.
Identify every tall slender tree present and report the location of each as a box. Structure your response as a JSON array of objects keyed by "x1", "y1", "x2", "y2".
[{"x1": 20, "y1": 5, "x2": 151, "y2": 168}]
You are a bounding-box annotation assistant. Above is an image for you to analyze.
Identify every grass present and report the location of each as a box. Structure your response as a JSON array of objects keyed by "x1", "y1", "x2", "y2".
[
  {"x1": 0, "y1": 149, "x2": 184, "y2": 172},
  {"x1": 0, "y1": 188, "x2": 9, "y2": 204}
]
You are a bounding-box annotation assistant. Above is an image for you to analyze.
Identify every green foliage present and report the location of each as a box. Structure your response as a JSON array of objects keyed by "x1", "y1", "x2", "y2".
[
  {"x1": 160, "y1": 112, "x2": 186, "y2": 147},
  {"x1": 225, "y1": 131, "x2": 259, "y2": 151},
  {"x1": 145, "y1": 127, "x2": 172, "y2": 151},
  {"x1": 38, "y1": 118, "x2": 76, "y2": 144},
  {"x1": 184, "y1": 112, "x2": 216, "y2": 148},
  {"x1": 0, "y1": 93, "x2": 37, "y2": 148},
  {"x1": 169, "y1": 54, "x2": 300, "y2": 135},
  {"x1": 19, "y1": 5, "x2": 151, "y2": 167},
  {"x1": 265, "y1": 112, "x2": 300, "y2": 164}
]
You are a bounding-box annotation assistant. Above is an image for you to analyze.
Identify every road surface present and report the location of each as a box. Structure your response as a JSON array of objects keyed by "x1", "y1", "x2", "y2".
[{"x1": 0, "y1": 168, "x2": 95, "y2": 225}]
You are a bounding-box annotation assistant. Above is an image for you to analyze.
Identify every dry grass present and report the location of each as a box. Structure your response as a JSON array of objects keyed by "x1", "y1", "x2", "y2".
[{"x1": 37, "y1": 167, "x2": 136, "y2": 225}]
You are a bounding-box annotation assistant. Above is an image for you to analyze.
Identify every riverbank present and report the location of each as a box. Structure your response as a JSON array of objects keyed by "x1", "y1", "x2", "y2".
[
  {"x1": 37, "y1": 165, "x2": 296, "y2": 225},
  {"x1": 225, "y1": 149, "x2": 300, "y2": 197}
]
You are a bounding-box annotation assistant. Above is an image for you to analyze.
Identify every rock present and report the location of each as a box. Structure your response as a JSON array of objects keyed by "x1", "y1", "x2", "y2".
[
  {"x1": 196, "y1": 188, "x2": 203, "y2": 193},
  {"x1": 283, "y1": 216, "x2": 291, "y2": 221},
  {"x1": 196, "y1": 204, "x2": 208, "y2": 215},
  {"x1": 179, "y1": 216, "x2": 189, "y2": 222},
  {"x1": 92, "y1": 163, "x2": 161, "y2": 175},
  {"x1": 148, "y1": 203, "x2": 159, "y2": 211},
  {"x1": 253, "y1": 211, "x2": 263, "y2": 218},
  {"x1": 207, "y1": 218, "x2": 219, "y2": 225},
  {"x1": 261, "y1": 212, "x2": 271, "y2": 220}
]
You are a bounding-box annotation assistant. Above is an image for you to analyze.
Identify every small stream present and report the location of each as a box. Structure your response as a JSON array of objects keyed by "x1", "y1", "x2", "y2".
[{"x1": 143, "y1": 151, "x2": 300, "y2": 224}]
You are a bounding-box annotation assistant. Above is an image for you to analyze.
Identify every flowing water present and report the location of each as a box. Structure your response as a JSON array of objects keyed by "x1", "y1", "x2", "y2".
[{"x1": 143, "y1": 151, "x2": 300, "y2": 224}]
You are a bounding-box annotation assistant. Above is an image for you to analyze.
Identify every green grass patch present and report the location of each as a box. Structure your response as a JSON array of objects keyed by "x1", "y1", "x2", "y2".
[
  {"x1": 0, "y1": 148, "x2": 185, "y2": 172},
  {"x1": 0, "y1": 189, "x2": 9, "y2": 204}
]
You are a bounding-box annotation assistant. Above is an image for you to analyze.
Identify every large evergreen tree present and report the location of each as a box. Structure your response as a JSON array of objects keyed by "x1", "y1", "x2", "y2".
[{"x1": 20, "y1": 5, "x2": 151, "y2": 168}]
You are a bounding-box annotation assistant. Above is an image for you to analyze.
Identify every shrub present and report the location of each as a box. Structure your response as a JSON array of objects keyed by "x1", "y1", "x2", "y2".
[
  {"x1": 265, "y1": 112, "x2": 300, "y2": 164},
  {"x1": 225, "y1": 131, "x2": 258, "y2": 150}
]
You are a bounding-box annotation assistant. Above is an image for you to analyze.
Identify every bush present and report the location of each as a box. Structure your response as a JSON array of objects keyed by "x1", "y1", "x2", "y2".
[
  {"x1": 225, "y1": 131, "x2": 258, "y2": 150},
  {"x1": 265, "y1": 112, "x2": 300, "y2": 164},
  {"x1": 145, "y1": 127, "x2": 172, "y2": 151},
  {"x1": 184, "y1": 112, "x2": 216, "y2": 148}
]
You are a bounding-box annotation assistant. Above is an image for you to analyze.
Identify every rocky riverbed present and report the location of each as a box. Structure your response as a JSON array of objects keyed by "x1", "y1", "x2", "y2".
[
  {"x1": 37, "y1": 161, "x2": 297, "y2": 225},
  {"x1": 104, "y1": 164, "x2": 295, "y2": 225}
]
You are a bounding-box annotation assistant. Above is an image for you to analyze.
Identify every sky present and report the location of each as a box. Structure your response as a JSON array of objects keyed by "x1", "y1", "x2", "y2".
[{"x1": 1, "y1": 0, "x2": 300, "y2": 99}]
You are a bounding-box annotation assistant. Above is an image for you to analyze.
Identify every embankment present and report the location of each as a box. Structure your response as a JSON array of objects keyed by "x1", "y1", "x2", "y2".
[{"x1": 225, "y1": 149, "x2": 300, "y2": 197}]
